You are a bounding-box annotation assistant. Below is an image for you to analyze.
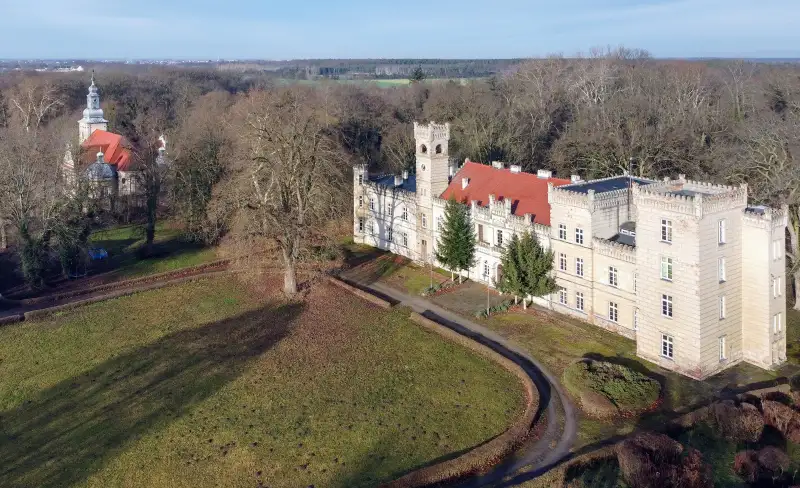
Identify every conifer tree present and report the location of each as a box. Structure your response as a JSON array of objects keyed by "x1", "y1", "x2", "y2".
[
  {"x1": 436, "y1": 196, "x2": 476, "y2": 282},
  {"x1": 496, "y1": 231, "x2": 557, "y2": 309}
]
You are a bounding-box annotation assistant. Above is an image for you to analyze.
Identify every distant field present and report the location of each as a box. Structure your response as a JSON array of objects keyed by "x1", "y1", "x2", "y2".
[
  {"x1": 0, "y1": 276, "x2": 524, "y2": 488},
  {"x1": 278, "y1": 78, "x2": 472, "y2": 88}
]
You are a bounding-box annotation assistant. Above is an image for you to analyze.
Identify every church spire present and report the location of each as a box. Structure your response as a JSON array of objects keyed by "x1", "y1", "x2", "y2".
[{"x1": 79, "y1": 73, "x2": 108, "y2": 143}]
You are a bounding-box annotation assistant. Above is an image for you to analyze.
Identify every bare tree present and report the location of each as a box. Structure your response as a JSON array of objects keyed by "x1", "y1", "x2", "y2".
[
  {"x1": 6, "y1": 78, "x2": 64, "y2": 131},
  {"x1": 232, "y1": 87, "x2": 349, "y2": 295}
]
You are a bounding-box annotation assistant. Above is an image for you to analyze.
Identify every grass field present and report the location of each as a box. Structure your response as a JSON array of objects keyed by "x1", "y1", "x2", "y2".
[
  {"x1": 90, "y1": 223, "x2": 217, "y2": 280},
  {"x1": 0, "y1": 276, "x2": 524, "y2": 488}
]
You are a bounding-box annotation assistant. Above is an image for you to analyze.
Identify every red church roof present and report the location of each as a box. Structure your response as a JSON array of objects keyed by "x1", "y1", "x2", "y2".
[
  {"x1": 81, "y1": 130, "x2": 134, "y2": 171},
  {"x1": 440, "y1": 161, "x2": 571, "y2": 226}
]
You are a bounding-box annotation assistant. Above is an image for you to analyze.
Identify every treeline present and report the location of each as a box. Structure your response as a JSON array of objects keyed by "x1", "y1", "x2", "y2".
[{"x1": 1, "y1": 48, "x2": 799, "y2": 300}]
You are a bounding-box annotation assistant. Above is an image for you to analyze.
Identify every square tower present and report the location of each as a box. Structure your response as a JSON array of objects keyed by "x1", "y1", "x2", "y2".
[
  {"x1": 634, "y1": 177, "x2": 748, "y2": 379},
  {"x1": 414, "y1": 122, "x2": 450, "y2": 262}
]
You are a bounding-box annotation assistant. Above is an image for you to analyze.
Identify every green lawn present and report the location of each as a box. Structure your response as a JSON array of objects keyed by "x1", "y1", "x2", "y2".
[
  {"x1": 89, "y1": 222, "x2": 217, "y2": 280},
  {"x1": 0, "y1": 276, "x2": 524, "y2": 488}
]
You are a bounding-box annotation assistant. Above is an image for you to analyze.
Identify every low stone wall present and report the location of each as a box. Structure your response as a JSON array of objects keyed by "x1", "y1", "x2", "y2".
[
  {"x1": 381, "y1": 313, "x2": 539, "y2": 488},
  {"x1": 22, "y1": 271, "x2": 232, "y2": 321},
  {"x1": 19, "y1": 260, "x2": 230, "y2": 306},
  {"x1": 326, "y1": 276, "x2": 393, "y2": 309},
  {"x1": 0, "y1": 314, "x2": 23, "y2": 326}
]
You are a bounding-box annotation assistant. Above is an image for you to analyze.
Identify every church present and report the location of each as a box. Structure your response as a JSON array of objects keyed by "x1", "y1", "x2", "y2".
[{"x1": 63, "y1": 75, "x2": 166, "y2": 199}]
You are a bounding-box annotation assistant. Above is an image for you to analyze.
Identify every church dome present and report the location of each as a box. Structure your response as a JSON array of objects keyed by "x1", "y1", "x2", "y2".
[{"x1": 85, "y1": 153, "x2": 116, "y2": 181}]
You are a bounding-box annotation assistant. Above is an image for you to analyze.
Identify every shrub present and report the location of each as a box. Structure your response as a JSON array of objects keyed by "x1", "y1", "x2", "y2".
[
  {"x1": 474, "y1": 300, "x2": 513, "y2": 319},
  {"x1": 617, "y1": 432, "x2": 711, "y2": 488},
  {"x1": 734, "y1": 447, "x2": 790, "y2": 483},
  {"x1": 762, "y1": 400, "x2": 800, "y2": 443},
  {"x1": 734, "y1": 450, "x2": 760, "y2": 483},
  {"x1": 564, "y1": 360, "x2": 661, "y2": 415},
  {"x1": 706, "y1": 400, "x2": 764, "y2": 442},
  {"x1": 757, "y1": 446, "x2": 790, "y2": 473},
  {"x1": 563, "y1": 455, "x2": 622, "y2": 488}
]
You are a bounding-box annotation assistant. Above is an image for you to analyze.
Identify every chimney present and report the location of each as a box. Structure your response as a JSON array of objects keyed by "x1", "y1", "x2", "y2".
[
  {"x1": 461, "y1": 177, "x2": 470, "y2": 189},
  {"x1": 536, "y1": 169, "x2": 553, "y2": 179},
  {"x1": 571, "y1": 174, "x2": 581, "y2": 183},
  {"x1": 96, "y1": 151, "x2": 105, "y2": 164},
  {"x1": 394, "y1": 175, "x2": 403, "y2": 187},
  {"x1": 510, "y1": 165, "x2": 521, "y2": 174},
  {"x1": 491, "y1": 161, "x2": 504, "y2": 169},
  {"x1": 402, "y1": 170, "x2": 409, "y2": 180}
]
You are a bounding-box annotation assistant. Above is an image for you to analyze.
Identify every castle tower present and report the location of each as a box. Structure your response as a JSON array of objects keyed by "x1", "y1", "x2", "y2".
[
  {"x1": 414, "y1": 122, "x2": 450, "y2": 262},
  {"x1": 78, "y1": 73, "x2": 108, "y2": 143}
]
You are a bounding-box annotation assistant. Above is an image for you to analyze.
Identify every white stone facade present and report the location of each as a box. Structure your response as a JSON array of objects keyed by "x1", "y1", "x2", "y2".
[{"x1": 353, "y1": 123, "x2": 788, "y2": 380}]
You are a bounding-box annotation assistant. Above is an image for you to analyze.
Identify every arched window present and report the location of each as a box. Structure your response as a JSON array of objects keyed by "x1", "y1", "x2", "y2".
[
  {"x1": 435, "y1": 144, "x2": 442, "y2": 154},
  {"x1": 420, "y1": 144, "x2": 428, "y2": 154}
]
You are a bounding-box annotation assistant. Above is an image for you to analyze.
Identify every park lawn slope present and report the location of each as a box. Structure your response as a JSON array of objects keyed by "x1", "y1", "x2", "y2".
[{"x1": 0, "y1": 276, "x2": 524, "y2": 488}]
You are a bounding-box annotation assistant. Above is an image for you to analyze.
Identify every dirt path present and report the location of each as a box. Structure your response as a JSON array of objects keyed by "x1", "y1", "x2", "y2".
[{"x1": 339, "y1": 269, "x2": 577, "y2": 487}]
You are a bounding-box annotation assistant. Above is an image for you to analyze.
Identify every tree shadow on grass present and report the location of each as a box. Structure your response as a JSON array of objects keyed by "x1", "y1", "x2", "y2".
[{"x1": 0, "y1": 301, "x2": 303, "y2": 488}]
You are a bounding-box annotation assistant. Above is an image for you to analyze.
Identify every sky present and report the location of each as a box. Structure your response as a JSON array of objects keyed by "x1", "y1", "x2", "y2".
[{"x1": 0, "y1": 0, "x2": 799, "y2": 59}]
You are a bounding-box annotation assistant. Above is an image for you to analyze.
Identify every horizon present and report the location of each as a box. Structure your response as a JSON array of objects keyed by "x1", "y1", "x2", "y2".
[{"x1": 1, "y1": 0, "x2": 799, "y2": 59}]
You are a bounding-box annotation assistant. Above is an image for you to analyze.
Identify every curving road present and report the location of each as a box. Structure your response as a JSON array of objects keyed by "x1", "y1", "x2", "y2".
[{"x1": 339, "y1": 271, "x2": 577, "y2": 487}]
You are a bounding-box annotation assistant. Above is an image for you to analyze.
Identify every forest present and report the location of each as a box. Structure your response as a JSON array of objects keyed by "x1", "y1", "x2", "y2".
[{"x1": 0, "y1": 47, "x2": 798, "y2": 298}]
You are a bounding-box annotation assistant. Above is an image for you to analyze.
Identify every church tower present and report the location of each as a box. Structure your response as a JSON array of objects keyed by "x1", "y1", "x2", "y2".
[
  {"x1": 78, "y1": 73, "x2": 108, "y2": 143},
  {"x1": 414, "y1": 122, "x2": 450, "y2": 262}
]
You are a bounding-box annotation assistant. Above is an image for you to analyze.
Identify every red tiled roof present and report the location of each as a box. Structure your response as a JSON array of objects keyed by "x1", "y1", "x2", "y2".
[
  {"x1": 81, "y1": 129, "x2": 134, "y2": 171},
  {"x1": 439, "y1": 161, "x2": 571, "y2": 226}
]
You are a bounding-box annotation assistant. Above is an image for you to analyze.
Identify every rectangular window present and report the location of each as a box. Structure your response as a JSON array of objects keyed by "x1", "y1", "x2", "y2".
[
  {"x1": 576, "y1": 292, "x2": 585, "y2": 312},
  {"x1": 719, "y1": 336, "x2": 727, "y2": 361},
  {"x1": 773, "y1": 239, "x2": 783, "y2": 260},
  {"x1": 609, "y1": 302, "x2": 619, "y2": 322},
  {"x1": 559, "y1": 288, "x2": 567, "y2": 305},
  {"x1": 661, "y1": 334, "x2": 674, "y2": 359},
  {"x1": 634, "y1": 273, "x2": 638, "y2": 293},
  {"x1": 634, "y1": 309, "x2": 639, "y2": 329},
  {"x1": 609, "y1": 267, "x2": 618, "y2": 287},
  {"x1": 718, "y1": 219, "x2": 727, "y2": 244},
  {"x1": 575, "y1": 227, "x2": 584, "y2": 245},
  {"x1": 437, "y1": 217, "x2": 443, "y2": 231},
  {"x1": 559, "y1": 253, "x2": 567, "y2": 271},
  {"x1": 779, "y1": 277, "x2": 783, "y2": 296},
  {"x1": 575, "y1": 258, "x2": 584, "y2": 277},
  {"x1": 719, "y1": 295, "x2": 726, "y2": 319},
  {"x1": 718, "y1": 257, "x2": 726, "y2": 282},
  {"x1": 661, "y1": 219, "x2": 673, "y2": 243},
  {"x1": 478, "y1": 224, "x2": 484, "y2": 243},
  {"x1": 497, "y1": 230, "x2": 504, "y2": 247},
  {"x1": 369, "y1": 220, "x2": 375, "y2": 234},
  {"x1": 358, "y1": 195, "x2": 363, "y2": 208},
  {"x1": 559, "y1": 224, "x2": 567, "y2": 240},
  {"x1": 662, "y1": 294, "x2": 673, "y2": 318},
  {"x1": 387, "y1": 227, "x2": 393, "y2": 243},
  {"x1": 402, "y1": 207, "x2": 408, "y2": 221},
  {"x1": 402, "y1": 232, "x2": 408, "y2": 247},
  {"x1": 369, "y1": 198, "x2": 374, "y2": 210},
  {"x1": 660, "y1": 257, "x2": 673, "y2": 281},
  {"x1": 358, "y1": 217, "x2": 364, "y2": 232},
  {"x1": 483, "y1": 261, "x2": 490, "y2": 278},
  {"x1": 773, "y1": 278, "x2": 779, "y2": 298},
  {"x1": 358, "y1": 174, "x2": 363, "y2": 185},
  {"x1": 422, "y1": 214, "x2": 427, "y2": 228},
  {"x1": 774, "y1": 313, "x2": 783, "y2": 333}
]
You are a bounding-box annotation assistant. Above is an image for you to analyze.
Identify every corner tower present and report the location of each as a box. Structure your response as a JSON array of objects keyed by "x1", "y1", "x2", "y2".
[
  {"x1": 414, "y1": 122, "x2": 450, "y2": 263},
  {"x1": 79, "y1": 73, "x2": 108, "y2": 143}
]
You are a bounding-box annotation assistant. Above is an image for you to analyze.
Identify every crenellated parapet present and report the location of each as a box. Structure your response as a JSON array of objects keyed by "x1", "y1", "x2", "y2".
[
  {"x1": 700, "y1": 185, "x2": 748, "y2": 215},
  {"x1": 548, "y1": 183, "x2": 590, "y2": 208},
  {"x1": 743, "y1": 204, "x2": 789, "y2": 230},
  {"x1": 593, "y1": 237, "x2": 636, "y2": 264},
  {"x1": 413, "y1": 122, "x2": 450, "y2": 142}
]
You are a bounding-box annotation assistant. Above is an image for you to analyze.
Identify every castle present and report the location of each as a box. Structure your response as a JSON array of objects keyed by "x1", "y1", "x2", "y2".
[{"x1": 353, "y1": 122, "x2": 788, "y2": 380}]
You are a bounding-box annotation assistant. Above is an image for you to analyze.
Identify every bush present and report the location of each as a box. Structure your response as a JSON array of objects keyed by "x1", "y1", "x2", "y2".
[
  {"x1": 734, "y1": 447, "x2": 790, "y2": 483},
  {"x1": 762, "y1": 400, "x2": 800, "y2": 443},
  {"x1": 474, "y1": 299, "x2": 513, "y2": 319},
  {"x1": 617, "y1": 432, "x2": 711, "y2": 488},
  {"x1": 706, "y1": 400, "x2": 764, "y2": 442},
  {"x1": 564, "y1": 360, "x2": 661, "y2": 415}
]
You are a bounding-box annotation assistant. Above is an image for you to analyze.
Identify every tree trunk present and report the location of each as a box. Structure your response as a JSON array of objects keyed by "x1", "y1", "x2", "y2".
[
  {"x1": 0, "y1": 220, "x2": 6, "y2": 250},
  {"x1": 282, "y1": 247, "x2": 298, "y2": 295},
  {"x1": 523, "y1": 298, "x2": 527, "y2": 310},
  {"x1": 514, "y1": 295, "x2": 518, "y2": 305}
]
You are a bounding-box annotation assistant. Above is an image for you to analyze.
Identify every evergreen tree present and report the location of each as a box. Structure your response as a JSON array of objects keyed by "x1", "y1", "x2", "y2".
[
  {"x1": 496, "y1": 231, "x2": 557, "y2": 309},
  {"x1": 409, "y1": 65, "x2": 426, "y2": 83},
  {"x1": 436, "y1": 196, "x2": 476, "y2": 282}
]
